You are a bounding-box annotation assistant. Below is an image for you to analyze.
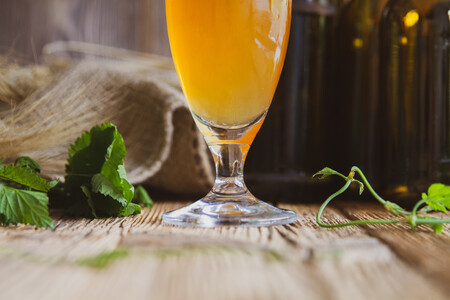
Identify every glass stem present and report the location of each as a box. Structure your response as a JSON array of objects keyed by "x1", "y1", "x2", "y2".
[{"x1": 208, "y1": 143, "x2": 250, "y2": 196}]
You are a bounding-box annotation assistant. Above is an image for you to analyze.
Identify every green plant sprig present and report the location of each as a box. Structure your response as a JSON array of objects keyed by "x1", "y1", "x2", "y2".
[
  {"x1": 314, "y1": 166, "x2": 450, "y2": 233},
  {"x1": 0, "y1": 156, "x2": 57, "y2": 229}
]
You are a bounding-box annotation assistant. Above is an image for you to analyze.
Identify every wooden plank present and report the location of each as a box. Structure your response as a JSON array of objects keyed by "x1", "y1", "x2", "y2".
[
  {"x1": 0, "y1": 202, "x2": 447, "y2": 300},
  {"x1": 338, "y1": 201, "x2": 450, "y2": 293},
  {"x1": 0, "y1": 0, "x2": 171, "y2": 61},
  {"x1": 139, "y1": 0, "x2": 171, "y2": 57},
  {"x1": 281, "y1": 203, "x2": 448, "y2": 299}
]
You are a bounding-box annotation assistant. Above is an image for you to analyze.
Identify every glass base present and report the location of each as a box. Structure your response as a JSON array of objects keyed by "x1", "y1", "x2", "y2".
[{"x1": 163, "y1": 192, "x2": 297, "y2": 227}]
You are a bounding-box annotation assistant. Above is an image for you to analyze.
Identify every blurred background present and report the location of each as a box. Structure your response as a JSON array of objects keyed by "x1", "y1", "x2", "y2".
[
  {"x1": 0, "y1": 0, "x2": 171, "y2": 59},
  {"x1": 1, "y1": 0, "x2": 449, "y2": 205}
]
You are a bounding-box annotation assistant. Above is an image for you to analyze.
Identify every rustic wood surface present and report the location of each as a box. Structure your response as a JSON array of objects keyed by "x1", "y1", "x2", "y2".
[
  {"x1": 0, "y1": 0, "x2": 171, "y2": 61},
  {"x1": 0, "y1": 201, "x2": 448, "y2": 300}
]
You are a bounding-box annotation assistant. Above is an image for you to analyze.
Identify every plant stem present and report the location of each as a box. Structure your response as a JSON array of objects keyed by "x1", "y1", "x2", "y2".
[
  {"x1": 315, "y1": 166, "x2": 450, "y2": 231},
  {"x1": 351, "y1": 167, "x2": 386, "y2": 205},
  {"x1": 415, "y1": 218, "x2": 450, "y2": 224},
  {"x1": 412, "y1": 199, "x2": 427, "y2": 216},
  {"x1": 316, "y1": 180, "x2": 352, "y2": 227},
  {"x1": 351, "y1": 166, "x2": 411, "y2": 215},
  {"x1": 316, "y1": 179, "x2": 400, "y2": 228}
]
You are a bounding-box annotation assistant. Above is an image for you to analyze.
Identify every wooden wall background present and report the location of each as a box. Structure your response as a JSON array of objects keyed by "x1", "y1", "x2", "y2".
[{"x1": 0, "y1": 0, "x2": 172, "y2": 61}]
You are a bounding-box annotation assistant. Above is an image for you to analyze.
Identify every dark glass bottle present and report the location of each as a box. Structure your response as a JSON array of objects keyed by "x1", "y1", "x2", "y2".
[
  {"x1": 427, "y1": 1, "x2": 450, "y2": 184},
  {"x1": 379, "y1": 0, "x2": 427, "y2": 201},
  {"x1": 277, "y1": 0, "x2": 340, "y2": 176},
  {"x1": 334, "y1": 0, "x2": 388, "y2": 183},
  {"x1": 246, "y1": 0, "x2": 342, "y2": 201}
]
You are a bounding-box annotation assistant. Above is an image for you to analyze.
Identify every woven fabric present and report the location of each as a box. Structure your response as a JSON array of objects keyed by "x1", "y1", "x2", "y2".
[{"x1": 0, "y1": 59, "x2": 214, "y2": 195}]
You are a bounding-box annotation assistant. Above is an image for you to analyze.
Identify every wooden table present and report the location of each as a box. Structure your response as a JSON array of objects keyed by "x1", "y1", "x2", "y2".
[{"x1": 0, "y1": 201, "x2": 449, "y2": 300}]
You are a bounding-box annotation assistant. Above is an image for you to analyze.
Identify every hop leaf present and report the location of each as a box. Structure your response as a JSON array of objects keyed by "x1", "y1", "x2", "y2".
[
  {"x1": 0, "y1": 165, "x2": 57, "y2": 192},
  {"x1": 0, "y1": 184, "x2": 54, "y2": 229},
  {"x1": 0, "y1": 158, "x2": 56, "y2": 228},
  {"x1": 313, "y1": 168, "x2": 346, "y2": 180},
  {"x1": 353, "y1": 179, "x2": 364, "y2": 195},
  {"x1": 63, "y1": 123, "x2": 139, "y2": 218},
  {"x1": 424, "y1": 183, "x2": 450, "y2": 213},
  {"x1": 132, "y1": 185, "x2": 154, "y2": 208},
  {"x1": 14, "y1": 156, "x2": 41, "y2": 173}
]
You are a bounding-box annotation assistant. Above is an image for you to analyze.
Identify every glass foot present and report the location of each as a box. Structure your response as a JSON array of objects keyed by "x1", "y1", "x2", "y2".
[{"x1": 163, "y1": 192, "x2": 297, "y2": 227}]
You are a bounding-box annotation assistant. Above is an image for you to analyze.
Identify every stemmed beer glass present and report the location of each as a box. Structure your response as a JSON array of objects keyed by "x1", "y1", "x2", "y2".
[{"x1": 163, "y1": 0, "x2": 297, "y2": 227}]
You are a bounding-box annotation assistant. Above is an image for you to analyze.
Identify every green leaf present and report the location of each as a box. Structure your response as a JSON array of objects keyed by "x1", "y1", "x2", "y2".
[
  {"x1": 0, "y1": 185, "x2": 54, "y2": 229},
  {"x1": 99, "y1": 128, "x2": 134, "y2": 203},
  {"x1": 90, "y1": 173, "x2": 138, "y2": 217},
  {"x1": 313, "y1": 168, "x2": 347, "y2": 180},
  {"x1": 81, "y1": 185, "x2": 98, "y2": 218},
  {"x1": 0, "y1": 213, "x2": 7, "y2": 224},
  {"x1": 66, "y1": 123, "x2": 116, "y2": 177},
  {"x1": 426, "y1": 200, "x2": 448, "y2": 213},
  {"x1": 64, "y1": 123, "x2": 137, "y2": 218},
  {"x1": 91, "y1": 174, "x2": 129, "y2": 207},
  {"x1": 67, "y1": 129, "x2": 92, "y2": 163},
  {"x1": 353, "y1": 179, "x2": 364, "y2": 195},
  {"x1": 14, "y1": 156, "x2": 41, "y2": 173},
  {"x1": 132, "y1": 185, "x2": 153, "y2": 208},
  {"x1": 90, "y1": 194, "x2": 126, "y2": 217},
  {"x1": 424, "y1": 183, "x2": 450, "y2": 213},
  {"x1": 428, "y1": 183, "x2": 450, "y2": 198},
  {"x1": 120, "y1": 202, "x2": 141, "y2": 217},
  {"x1": 0, "y1": 165, "x2": 58, "y2": 192},
  {"x1": 431, "y1": 223, "x2": 444, "y2": 234}
]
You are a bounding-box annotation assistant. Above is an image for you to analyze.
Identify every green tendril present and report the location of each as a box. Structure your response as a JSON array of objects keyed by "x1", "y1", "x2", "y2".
[{"x1": 313, "y1": 167, "x2": 450, "y2": 233}]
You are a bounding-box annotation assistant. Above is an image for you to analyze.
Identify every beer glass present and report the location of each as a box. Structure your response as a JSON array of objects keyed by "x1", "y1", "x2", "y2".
[{"x1": 163, "y1": 0, "x2": 297, "y2": 227}]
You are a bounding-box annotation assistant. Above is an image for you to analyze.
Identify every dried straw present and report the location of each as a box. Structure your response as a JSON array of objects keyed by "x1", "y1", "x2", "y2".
[{"x1": 0, "y1": 43, "x2": 214, "y2": 195}]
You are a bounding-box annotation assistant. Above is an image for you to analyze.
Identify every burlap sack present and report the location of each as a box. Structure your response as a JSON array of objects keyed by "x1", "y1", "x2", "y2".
[{"x1": 0, "y1": 58, "x2": 214, "y2": 195}]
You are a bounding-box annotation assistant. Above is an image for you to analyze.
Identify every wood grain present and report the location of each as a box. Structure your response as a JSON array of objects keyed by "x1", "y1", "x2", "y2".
[
  {"x1": 0, "y1": 0, "x2": 171, "y2": 61},
  {"x1": 338, "y1": 202, "x2": 450, "y2": 293},
  {"x1": 0, "y1": 202, "x2": 447, "y2": 300}
]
